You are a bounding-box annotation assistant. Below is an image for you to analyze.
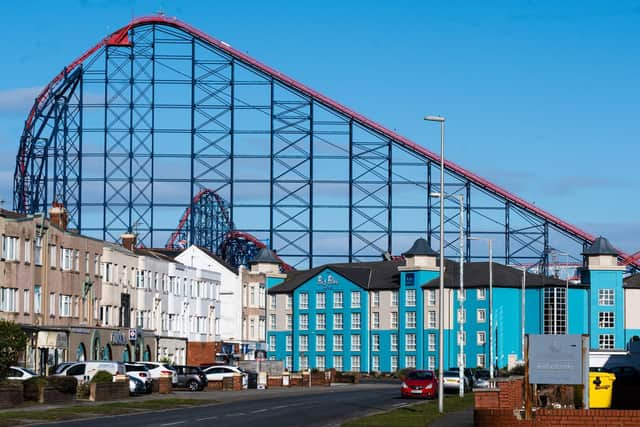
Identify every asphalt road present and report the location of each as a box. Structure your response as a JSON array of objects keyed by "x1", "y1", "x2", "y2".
[{"x1": 36, "y1": 383, "x2": 417, "y2": 427}]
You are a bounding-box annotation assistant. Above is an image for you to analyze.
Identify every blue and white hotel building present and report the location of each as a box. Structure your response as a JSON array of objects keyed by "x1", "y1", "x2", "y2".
[{"x1": 265, "y1": 236, "x2": 637, "y2": 373}]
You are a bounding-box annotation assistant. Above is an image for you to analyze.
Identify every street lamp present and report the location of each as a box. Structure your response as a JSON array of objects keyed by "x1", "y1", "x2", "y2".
[
  {"x1": 424, "y1": 114, "x2": 445, "y2": 413},
  {"x1": 469, "y1": 236, "x2": 494, "y2": 379},
  {"x1": 430, "y1": 192, "x2": 465, "y2": 398}
]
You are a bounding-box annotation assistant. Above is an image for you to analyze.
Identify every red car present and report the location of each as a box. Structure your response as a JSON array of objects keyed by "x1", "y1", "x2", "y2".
[{"x1": 401, "y1": 370, "x2": 438, "y2": 398}]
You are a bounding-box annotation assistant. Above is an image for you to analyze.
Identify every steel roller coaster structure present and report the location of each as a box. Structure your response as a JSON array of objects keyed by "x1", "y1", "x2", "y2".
[{"x1": 12, "y1": 15, "x2": 639, "y2": 272}]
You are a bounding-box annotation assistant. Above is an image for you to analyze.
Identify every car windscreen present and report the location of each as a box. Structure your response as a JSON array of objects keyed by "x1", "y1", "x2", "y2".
[
  {"x1": 407, "y1": 371, "x2": 433, "y2": 380},
  {"x1": 21, "y1": 368, "x2": 39, "y2": 376}
]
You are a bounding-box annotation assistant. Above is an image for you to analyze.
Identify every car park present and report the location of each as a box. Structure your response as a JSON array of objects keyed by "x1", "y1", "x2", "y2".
[
  {"x1": 442, "y1": 369, "x2": 470, "y2": 392},
  {"x1": 8, "y1": 366, "x2": 39, "y2": 381},
  {"x1": 124, "y1": 363, "x2": 153, "y2": 393},
  {"x1": 172, "y1": 365, "x2": 208, "y2": 391},
  {"x1": 400, "y1": 370, "x2": 438, "y2": 398},
  {"x1": 140, "y1": 361, "x2": 178, "y2": 385},
  {"x1": 202, "y1": 365, "x2": 248, "y2": 388}
]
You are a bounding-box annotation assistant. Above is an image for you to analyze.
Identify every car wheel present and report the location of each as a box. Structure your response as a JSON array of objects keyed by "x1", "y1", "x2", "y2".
[{"x1": 187, "y1": 380, "x2": 199, "y2": 392}]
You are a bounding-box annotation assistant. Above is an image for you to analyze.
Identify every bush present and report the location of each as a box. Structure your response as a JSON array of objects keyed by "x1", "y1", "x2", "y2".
[
  {"x1": 76, "y1": 382, "x2": 90, "y2": 399},
  {"x1": 508, "y1": 365, "x2": 525, "y2": 376},
  {"x1": 23, "y1": 377, "x2": 47, "y2": 401},
  {"x1": 46, "y1": 376, "x2": 78, "y2": 394},
  {"x1": 91, "y1": 370, "x2": 113, "y2": 384},
  {"x1": 394, "y1": 368, "x2": 414, "y2": 380}
]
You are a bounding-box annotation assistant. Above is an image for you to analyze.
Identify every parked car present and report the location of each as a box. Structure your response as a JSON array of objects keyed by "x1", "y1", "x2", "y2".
[
  {"x1": 124, "y1": 363, "x2": 153, "y2": 393},
  {"x1": 8, "y1": 366, "x2": 39, "y2": 381},
  {"x1": 171, "y1": 365, "x2": 208, "y2": 391},
  {"x1": 400, "y1": 370, "x2": 438, "y2": 398},
  {"x1": 52, "y1": 362, "x2": 76, "y2": 375},
  {"x1": 128, "y1": 375, "x2": 146, "y2": 395},
  {"x1": 442, "y1": 370, "x2": 470, "y2": 392},
  {"x1": 473, "y1": 369, "x2": 491, "y2": 388},
  {"x1": 448, "y1": 367, "x2": 475, "y2": 388},
  {"x1": 140, "y1": 361, "x2": 178, "y2": 385},
  {"x1": 202, "y1": 365, "x2": 247, "y2": 388},
  {"x1": 55, "y1": 361, "x2": 126, "y2": 383}
]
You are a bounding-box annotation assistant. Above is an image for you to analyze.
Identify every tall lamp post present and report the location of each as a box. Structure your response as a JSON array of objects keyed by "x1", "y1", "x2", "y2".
[
  {"x1": 424, "y1": 114, "x2": 445, "y2": 413},
  {"x1": 430, "y1": 192, "x2": 465, "y2": 397},
  {"x1": 470, "y1": 236, "x2": 494, "y2": 379}
]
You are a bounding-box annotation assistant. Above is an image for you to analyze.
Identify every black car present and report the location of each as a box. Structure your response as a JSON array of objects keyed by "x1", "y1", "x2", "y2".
[{"x1": 172, "y1": 365, "x2": 208, "y2": 391}]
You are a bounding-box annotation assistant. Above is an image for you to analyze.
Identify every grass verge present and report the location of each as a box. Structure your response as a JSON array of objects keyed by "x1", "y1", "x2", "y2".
[
  {"x1": 342, "y1": 392, "x2": 474, "y2": 427},
  {"x1": 0, "y1": 398, "x2": 216, "y2": 427}
]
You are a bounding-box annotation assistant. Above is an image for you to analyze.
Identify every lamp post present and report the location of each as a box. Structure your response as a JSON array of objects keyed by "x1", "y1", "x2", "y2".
[
  {"x1": 424, "y1": 114, "x2": 445, "y2": 413},
  {"x1": 430, "y1": 192, "x2": 465, "y2": 397},
  {"x1": 470, "y1": 236, "x2": 494, "y2": 379}
]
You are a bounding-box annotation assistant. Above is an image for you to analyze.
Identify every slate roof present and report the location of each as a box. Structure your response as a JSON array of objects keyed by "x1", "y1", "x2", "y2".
[
  {"x1": 402, "y1": 238, "x2": 438, "y2": 257},
  {"x1": 583, "y1": 236, "x2": 618, "y2": 256},
  {"x1": 421, "y1": 261, "x2": 576, "y2": 289},
  {"x1": 249, "y1": 247, "x2": 281, "y2": 265},
  {"x1": 624, "y1": 273, "x2": 640, "y2": 288},
  {"x1": 268, "y1": 260, "x2": 404, "y2": 294}
]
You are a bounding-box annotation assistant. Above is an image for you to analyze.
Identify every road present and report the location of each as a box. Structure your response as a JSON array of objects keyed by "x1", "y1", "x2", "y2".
[{"x1": 36, "y1": 383, "x2": 418, "y2": 427}]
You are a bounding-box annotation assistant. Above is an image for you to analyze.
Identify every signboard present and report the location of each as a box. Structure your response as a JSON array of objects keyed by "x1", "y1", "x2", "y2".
[
  {"x1": 529, "y1": 334, "x2": 584, "y2": 385},
  {"x1": 111, "y1": 331, "x2": 126, "y2": 345},
  {"x1": 128, "y1": 328, "x2": 137, "y2": 342},
  {"x1": 405, "y1": 273, "x2": 415, "y2": 286}
]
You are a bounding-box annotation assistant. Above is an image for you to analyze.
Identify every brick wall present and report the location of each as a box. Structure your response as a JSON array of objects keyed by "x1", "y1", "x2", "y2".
[
  {"x1": 187, "y1": 341, "x2": 222, "y2": 366},
  {"x1": 474, "y1": 377, "x2": 640, "y2": 427}
]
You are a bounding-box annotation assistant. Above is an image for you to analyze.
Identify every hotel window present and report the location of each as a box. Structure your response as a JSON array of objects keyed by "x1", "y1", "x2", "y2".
[
  {"x1": 372, "y1": 334, "x2": 380, "y2": 351},
  {"x1": 543, "y1": 287, "x2": 566, "y2": 334},
  {"x1": 333, "y1": 355, "x2": 343, "y2": 371},
  {"x1": 406, "y1": 311, "x2": 416, "y2": 329},
  {"x1": 24, "y1": 240, "x2": 31, "y2": 263},
  {"x1": 390, "y1": 311, "x2": 398, "y2": 328},
  {"x1": 372, "y1": 355, "x2": 380, "y2": 372},
  {"x1": 317, "y1": 335, "x2": 326, "y2": 351},
  {"x1": 599, "y1": 289, "x2": 614, "y2": 306},
  {"x1": 477, "y1": 354, "x2": 486, "y2": 368},
  {"x1": 333, "y1": 335, "x2": 344, "y2": 352},
  {"x1": 300, "y1": 355, "x2": 308, "y2": 370},
  {"x1": 391, "y1": 334, "x2": 398, "y2": 351},
  {"x1": 49, "y1": 293, "x2": 56, "y2": 315},
  {"x1": 372, "y1": 312, "x2": 380, "y2": 329},
  {"x1": 286, "y1": 314, "x2": 292, "y2": 329},
  {"x1": 477, "y1": 331, "x2": 486, "y2": 345},
  {"x1": 59, "y1": 295, "x2": 72, "y2": 317},
  {"x1": 3, "y1": 237, "x2": 19, "y2": 261},
  {"x1": 299, "y1": 314, "x2": 309, "y2": 330},
  {"x1": 351, "y1": 335, "x2": 361, "y2": 351},
  {"x1": 428, "y1": 310, "x2": 436, "y2": 328},
  {"x1": 316, "y1": 355, "x2": 325, "y2": 371},
  {"x1": 457, "y1": 308, "x2": 466, "y2": 323},
  {"x1": 316, "y1": 292, "x2": 326, "y2": 309},
  {"x1": 317, "y1": 313, "x2": 326, "y2": 330},
  {"x1": 598, "y1": 334, "x2": 615, "y2": 350},
  {"x1": 286, "y1": 356, "x2": 292, "y2": 369},
  {"x1": 334, "y1": 313, "x2": 344, "y2": 329},
  {"x1": 477, "y1": 288, "x2": 486, "y2": 300},
  {"x1": 391, "y1": 290, "x2": 398, "y2": 306},
  {"x1": 406, "y1": 333, "x2": 416, "y2": 351},
  {"x1": 406, "y1": 289, "x2": 416, "y2": 306},
  {"x1": 351, "y1": 291, "x2": 361, "y2": 308},
  {"x1": 286, "y1": 295, "x2": 292, "y2": 309},
  {"x1": 428, "y1": 289, "x2": 436, "y2": 306},
  {"x1": 351, "y1": 312, "x2": 361, "y2": 329},
  {"x1": 333, "y1": 291, "x2": 343, "y2": 309},
  {"x1": 299, "y1": 292, "x2": 308, "y2": 309},
  {"x1": 49, "y1": 245, "x2": 57, "y2": 267},
  {"x1": 270, "y1": 295, "x2": 277, "y2": 309},
  {"x1": 391, "y1": 356, "x2": 398, "y2": 371},
  {"x1": 0, "y1": 288, "x2": 17, "y2": 312},
  {"x1": 270, "y1": 314, "x2": 276, "y2": 329},
  {"x1": 428, "y1": 356, "x2": 436, "y2": 370},
  {"x1": 23, "y1": 289, "x2": 30, "y2": 313},
  {"x1": 477, "y1": 309, "x2": 486, "y2": 323},
  {"x1": 351, "y1": 355, "x2": 360, "y2": 372},
  {"x1": 35, "y1": 237, "x2": 42, "y2": 266},
  {"x1": 599, "y1": 312, "x2": 615, "y2": 328},
  {"x1": 269, "y1": 335, "x2": 276, "y2": 352},
  {"x1": 406, "y1": 355, "x2": 416, "y2": 368},
  {"x1": 34, "y1": 285, "x2": 41, "y2": 314},
  {"x1": 372, "y1": 291, "x2": 380, "y2": 307},
  {"x1": 428, "y1": 333, "x2": 436, "y2": 351},
  {"x1": 299, "y1": 335, "x2": 308, "y2": 352},
  {"x1": 457, "y1": 331, "x2": 466, "y2": 345},
  {"x1": 286, "y1": 335, "x2": 292, "y2": 351}
]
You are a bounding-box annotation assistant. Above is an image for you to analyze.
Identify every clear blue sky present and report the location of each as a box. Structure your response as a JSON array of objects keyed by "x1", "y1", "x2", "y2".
[{"x1": 0, "y1": 0, "x2": 638, "y2": 252}]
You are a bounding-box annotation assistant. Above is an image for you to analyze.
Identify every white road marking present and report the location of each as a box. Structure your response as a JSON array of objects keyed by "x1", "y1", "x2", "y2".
[
  {"x1": 392, "y1": 403, "x2": 409, "y2": 407},
  {"x1": 225, "y1": 412, "x2": 246, "y2": 417},
  {"x1": 160, "y1": 422, "x2": 186, "y2": 426},
  {"x1": 273, "y1": 405, "x2": 289, "y2": 409},
  {"x1": 196, "y1": 416, "x2": 218, "y2": 421},
  {"x1": 251, "y1": 408, "x2": 269, "y2": 413}
]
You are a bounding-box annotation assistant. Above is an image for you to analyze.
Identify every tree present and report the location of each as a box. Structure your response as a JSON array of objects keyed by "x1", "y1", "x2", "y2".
[{"x1": 0, "y1": 320, "x2": 28, "y2": 380}]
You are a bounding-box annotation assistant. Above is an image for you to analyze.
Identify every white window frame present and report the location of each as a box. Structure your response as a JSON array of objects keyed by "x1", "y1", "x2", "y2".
[
  {"x1": 428, "y1": 310, "x2": 436, "y2": 328},
  {"x1": 391, "y1": 311, "x2": 398, "y2": 328},
  {"x1": 334, "y1": 313, "x2": 343, "y2": 329},
  {"x1": 428, "y1": 333, "x2": 436, "y2": 351},
  {"x1": 334, "y1": 291, "x2": 343, "y2": 309},
  {"x1": 351, "y1": 312, "x2": 361, "y2": 330},
  {"x1": 372, "y1": 334, "x2": 380, "y2": 352},
  {"x1": 299, "y1": 292, "x2": 309, "y2": 309},
  {"x1": 299, "y1": 313, "x2": 309, "y2": 330},
  {"x1": 316, "y1": 292, "x2": 326, "y2": 309},
  {"x1": 406, "y1": 311, "x2": 416, "y2": 329},
  {"x1": 351, "y1": 334, "x2": 361, "y2": 351},
  {"x1": 477, "y1": 331, "x2": 486, "y2": 345},
  {"x1": 391, "y1": 334, "x2": 398, "y2": 351},
  {"x1": 317, "y1": 313, "x2": 326, "y2": 330},
  {"x1": 333, "y1": 334, "x2": 343, "y2": 352},
  {"x1": 316, "y1": 335, "x2": 326, "y2": 352},
  {"x1": 299, "y1": 335, "x2": 308, "y2": 352},
  {"x1": 406, "y1": 333, "x2": 416, "y2": 351},
  {"x1": 477, "y1": 309, "x2": 487, "y2": 323},
  {"x1": 372, "y1": 311, "x2": 380, "y2": 329},
  {"x1": 477, "y1": 354, "x2": 486, "y2": 368},
  {"x1": 598, "y1": 311, "x2": 615, "y2": 328},
  {"x1": 477, "y1": 288, "x2": 487, "y2": 300},
  {"x1": 598, "y1": 289, "x2": 614, "y2": 306},
  {"x1": 405, "y1": 289, "x2": 416, "y2": 306}
]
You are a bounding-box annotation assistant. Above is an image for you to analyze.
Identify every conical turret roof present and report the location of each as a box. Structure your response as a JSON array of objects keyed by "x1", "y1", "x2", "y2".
[
  {"x1": 583, "y1": 236, "x2": 618, "y2": 256},
  {"x1": 249, "y1": 247, "x2": 281, "y2": 264},
  {"x1": 402, "y1": 238, "x2": 438, "y2": 257}
]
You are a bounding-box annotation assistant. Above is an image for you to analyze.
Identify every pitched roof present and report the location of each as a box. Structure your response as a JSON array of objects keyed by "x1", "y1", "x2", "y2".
[
  {"x1": 583, "y1": 236, "x2": 618, "y2": 256},
  {"x1": 624, "y1": 273, "x2": 640, "y2": 288},
  {"x1": 134, "y1": 248, "x2": 180, "y2": 263},
  {"x1": 269, "y1": 260, "x2": 404, "y2": 294},
  {"x1": 402, "y1": 238, "x2": 438, "y2": 257},
  {"x1": 249, "y1": 247, "x2": 281, "y2": 265},
  {"x1": 421, "y1": 260, "x2": 576, "y2": 289},
  {"x1": 193, "y1": 246, "x2": 238, "y2": 274}
]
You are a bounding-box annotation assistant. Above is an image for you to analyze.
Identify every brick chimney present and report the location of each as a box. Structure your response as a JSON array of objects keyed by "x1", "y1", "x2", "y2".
[
  {"x1": 49, "y1": 202, "x2": 68, "y2": 231},
  {"x1": 121, "y1": 232, "x2": 137, "y2": 251}
]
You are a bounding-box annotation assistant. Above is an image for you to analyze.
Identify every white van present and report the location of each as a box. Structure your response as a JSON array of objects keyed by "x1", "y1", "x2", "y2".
[{"x1": 56, "y1": 361, "x2": 126, "y2": 383}]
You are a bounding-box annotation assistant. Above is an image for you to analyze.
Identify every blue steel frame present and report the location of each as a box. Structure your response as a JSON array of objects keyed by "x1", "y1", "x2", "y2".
[{"x1": 12, "y1": 17, "x2": 636, "y2": 272}]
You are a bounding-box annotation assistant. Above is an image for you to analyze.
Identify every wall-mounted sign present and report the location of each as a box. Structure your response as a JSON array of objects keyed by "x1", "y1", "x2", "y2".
[
  {"x1": 111, "y1": 331, "x2": 126, "y2": 345},
  {"x1": 128, "y1": 328, "x2": 137, "y2": 342},
  {"x1": 405, "y1": 273, "x2": 415, "y2": 286},
  {"x1": 317, "y1": 274, "x2": 338, "y2": 286}
]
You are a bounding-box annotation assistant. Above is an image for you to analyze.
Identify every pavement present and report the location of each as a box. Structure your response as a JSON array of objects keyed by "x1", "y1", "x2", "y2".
[{"x1": 430, "y1": 408, "x2": 474, "y2": 427}]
